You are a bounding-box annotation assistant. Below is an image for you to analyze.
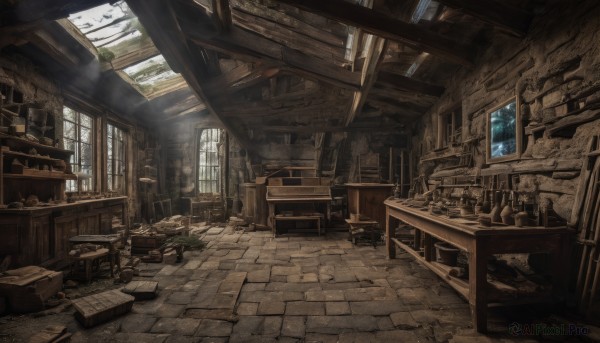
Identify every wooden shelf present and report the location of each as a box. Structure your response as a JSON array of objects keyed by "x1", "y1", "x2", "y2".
[
  {"x1": 4, "y1": 173, "x2": 77, "y2": 180},
  {"x1": 3, "y1": 150, "x2": 62, "y2": 162},
  {"x1": 0, "y1": 133, "x2": 73, "y2": 157}
]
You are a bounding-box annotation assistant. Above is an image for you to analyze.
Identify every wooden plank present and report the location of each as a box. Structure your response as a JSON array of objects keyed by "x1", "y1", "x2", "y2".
[
  {"x1": 570, "y1": 136, "x2": 598, "y2": 226},
  {"x1": 212, "y1": 0, "x2": 233, "y2": 32},
  {"x1": 110, "y1": 41, "x2": 160, "y2": 70},
  {"x1": 276, "y1": 0, "x2": 474, "y2": 66},
  {"x1": 0, "y1": 0, "x2": 107, "y2": 27},
  {"x1": 72, "y1": 289, "x2": 134, "y2": 328},
  {"x1": 230, "y1": 0, "x2": 345, "y2": 48},
  {"x1": 436, "y1": 0, "x2": 532, "y2": 37}
]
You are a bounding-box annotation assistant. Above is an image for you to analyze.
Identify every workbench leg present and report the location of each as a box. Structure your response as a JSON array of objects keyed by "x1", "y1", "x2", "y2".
[
  {"x1": 468, "y1": 239, "x2": 488, "y2": 333},
  {"x1": 424, "y1": 234, "x2": 433, "y2": 262},
  {"x1": 386, "y1": 210, "x2": 396, "y2": 259}
]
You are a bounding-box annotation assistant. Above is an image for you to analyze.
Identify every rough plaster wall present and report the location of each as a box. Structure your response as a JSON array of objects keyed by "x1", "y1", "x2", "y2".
[{"x1": 415, "y1": 1, "x2": 600, "y2": 222}]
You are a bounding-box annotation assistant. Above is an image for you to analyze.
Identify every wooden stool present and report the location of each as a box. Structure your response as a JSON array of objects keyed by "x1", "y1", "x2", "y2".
[
  {"x1": 345, "y1": 219, "x2": 380, "y2": 247},
  {"x1": 69, "y1": 248, "x2": 109, "y2": 283}
]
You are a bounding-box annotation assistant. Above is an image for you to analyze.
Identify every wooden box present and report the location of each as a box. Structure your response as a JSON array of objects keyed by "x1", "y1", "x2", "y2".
[
  {"x1": 72, "y1": 289, "x2": 134, "y2": 328},
  {"x1": 130, "y1": 234, "x2": 166, "y2": 256},
  {"x1": 0, "y1": 266, "x2": 63, "y2": 313}
]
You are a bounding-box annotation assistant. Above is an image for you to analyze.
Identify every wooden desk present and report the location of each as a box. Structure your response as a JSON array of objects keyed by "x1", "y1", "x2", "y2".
[{"x1": 384, "y1": 198, "x2": 572, "y2": 333}]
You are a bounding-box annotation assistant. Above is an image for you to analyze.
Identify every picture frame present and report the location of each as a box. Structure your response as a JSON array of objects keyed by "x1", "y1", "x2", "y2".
[{"x1": 486, "y1": 97, "x2": 521, "y2": 163}]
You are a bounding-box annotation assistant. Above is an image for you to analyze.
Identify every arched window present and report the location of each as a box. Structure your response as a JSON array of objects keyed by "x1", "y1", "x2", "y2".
[{"x1": 197, "y1": 129, "x2": 220, "y2": 193}]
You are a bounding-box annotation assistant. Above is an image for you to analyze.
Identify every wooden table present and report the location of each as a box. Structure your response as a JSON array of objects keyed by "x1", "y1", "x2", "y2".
[
  {"x1": 69, "y1": 235, "x2": 122, "y2": 276},
  {"x1": 384, "y1": 198, "x2": 573, "y2": 333}
]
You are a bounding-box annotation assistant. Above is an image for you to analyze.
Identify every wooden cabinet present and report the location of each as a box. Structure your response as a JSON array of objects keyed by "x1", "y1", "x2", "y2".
[
  {"x1": 345, "y1": 183, "x2": 393, "y2": 227},
  {"x1": 0, "y1": 197, "x2": 128, "y2": 269}
]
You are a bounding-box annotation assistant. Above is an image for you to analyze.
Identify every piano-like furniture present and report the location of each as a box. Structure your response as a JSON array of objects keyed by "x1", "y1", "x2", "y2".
[
  {"x1": 266, "y1": 185, "x2": 332, "y2": 235},
  {"x1": 384, "y1": 198, "x2": 572, "y2": 333}
]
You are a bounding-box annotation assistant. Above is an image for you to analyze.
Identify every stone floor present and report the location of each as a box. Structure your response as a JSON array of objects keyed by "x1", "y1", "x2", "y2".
[{"x1": 1, "y1": 225, "x2": 598, "y2": 342}]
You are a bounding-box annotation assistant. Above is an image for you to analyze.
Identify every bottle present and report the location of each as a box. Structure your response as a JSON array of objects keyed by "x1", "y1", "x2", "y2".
[
  {"x1": 501, "y1": 192, "x2": 514, "y2": 225},
  {"x1": 515, "y1": 200, "x2": 528, "y2": 227},
  {"x1": 482, "y1": 190, "x2": 491, "y2": 213}
]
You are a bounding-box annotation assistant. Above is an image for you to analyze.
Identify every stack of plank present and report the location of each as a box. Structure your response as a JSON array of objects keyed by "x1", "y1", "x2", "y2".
[
  {"x1": 0, "y1": 266, "x2": 62, "y2": 313},
  {"x1": 572, "y1": 135, "x2": 600, "y2": 315}
]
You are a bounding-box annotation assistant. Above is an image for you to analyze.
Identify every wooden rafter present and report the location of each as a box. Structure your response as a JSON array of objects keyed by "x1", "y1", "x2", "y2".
[
  {"x1": 230, "y1": 0, "x2": 345, "y2": 48},
  {"x1": 183, "y1": 25, "x2": 361, "y2": 90},
  {"x1": 0, "y1": 0, "x2": 108, "y2": 27},
  {"x1": 110, "y1": 41, "x2": 160, "y2": 70},
  {"x1": 437, "y1": 0, "x2": 532, "y2": 37},
  {"x1": 212, "y1": 0, "x2": 232, "y2": 32},
  {"x1": 275, "y1": 0, "x2": 474, "y2": 66},
  {"x1": 376, "y1": 71, "x2": 444, "y2": 97}
]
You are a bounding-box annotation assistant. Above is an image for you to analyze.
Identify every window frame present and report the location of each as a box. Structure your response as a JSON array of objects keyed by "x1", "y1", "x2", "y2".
[
  {"x1": 107, "y1": 122, "x2": 127, "y2": 193},
  {"x1": 62, "y1": 106, "x2": 94, "y2": 192},
  {"x1": 196, "y1": 128, "x2": 221, "y2": 194},
  {"x1": 436, "y1": 105, "x2": 462, "y2": 150}
]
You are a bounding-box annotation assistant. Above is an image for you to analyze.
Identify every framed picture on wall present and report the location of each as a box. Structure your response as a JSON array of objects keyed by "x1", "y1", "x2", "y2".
[{"x1": 486, "y1": 97, "x2": 522, "y2": 163}]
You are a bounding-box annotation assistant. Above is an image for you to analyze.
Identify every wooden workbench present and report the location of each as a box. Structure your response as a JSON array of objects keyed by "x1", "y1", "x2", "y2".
[{"x1": 384, "y1": 198, "x2": 573, "y2": 333}]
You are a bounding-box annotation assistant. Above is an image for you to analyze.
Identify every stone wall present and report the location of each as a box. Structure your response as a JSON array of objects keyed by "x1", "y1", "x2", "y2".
[{"x1": 414, "y1": 1, "x2": 600, "y2": 223}]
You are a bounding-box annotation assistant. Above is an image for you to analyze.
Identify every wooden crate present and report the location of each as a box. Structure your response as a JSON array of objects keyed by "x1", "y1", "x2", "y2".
[
  {"x1": 122, "y1": 280, "x2": 158, "y2": 300},
  {"x1": 130, "y1": 234, "x2": 166, "y2": 256},
  {"x1": 72, "y1": 289, "x2": 134, "y2": 328},
  {"x1": 0, "y1": 266, "x2": 63, "y2": 313}
]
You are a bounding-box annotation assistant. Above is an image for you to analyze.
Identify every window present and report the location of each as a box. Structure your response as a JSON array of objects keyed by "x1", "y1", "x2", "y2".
[
  {"x1": 486, "y1": 97, "x2": 521, "y2": 163},
  {"x1": 63, "y1": 107, "x2": 93, "y2": 192},
  {"x1": 197, "y1": 129, "x2": 220, "y2": 193},
  {"x1": 107, "y1": 123, "x2": 126, "y2": 192},
  {"x1": 437, "y1": 107, "x2": 462, "y2": 149}
]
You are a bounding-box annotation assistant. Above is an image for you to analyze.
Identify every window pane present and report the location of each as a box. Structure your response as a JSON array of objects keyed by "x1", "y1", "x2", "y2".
[
  {"x1": 64, "y1": 121, "x2": 75, "y2": 140},
  {"x1": 81, "y1": 127, "x2": 92, "y2": 144},
  {"x1": 80, "y1": 113, "x2": 92, "y2": 128},
  {"x1": 63, "y1": 107, "x2": 76, "y2": 121}
]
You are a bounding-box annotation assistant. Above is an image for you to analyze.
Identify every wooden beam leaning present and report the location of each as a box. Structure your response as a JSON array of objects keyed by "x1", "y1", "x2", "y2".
[
  {"x1": 436, "y1": 0, "x2": 532, "y2": 37},
  {"x1": 377, "y1": 71, "x2": 444, "y2": 97},
  {"x1": 275, "y1": 0, "x2": 474, "y2": 66},
  {"x1": 345, "y1": 36, "x2": 387, "y2": 127}
]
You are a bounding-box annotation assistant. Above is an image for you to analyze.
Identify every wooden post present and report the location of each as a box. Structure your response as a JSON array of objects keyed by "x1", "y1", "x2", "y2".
[
  {"x1": 469, "y1": 237, "x2": 489, "y2": 333},
  {"x1": 386, "y1": 207, "x2": 396, "y2": 259},
  {"x1": 400, "y1": 150, "x2": 405, "y2": 197}
]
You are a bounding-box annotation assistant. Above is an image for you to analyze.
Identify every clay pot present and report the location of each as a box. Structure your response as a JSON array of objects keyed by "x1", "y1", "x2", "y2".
[
  {"x1": 515, "y1": 211, "x2": 528, "y2": 227},
  {"x1": 501, "y1": 203, "x2": 514, "y2": 225}
]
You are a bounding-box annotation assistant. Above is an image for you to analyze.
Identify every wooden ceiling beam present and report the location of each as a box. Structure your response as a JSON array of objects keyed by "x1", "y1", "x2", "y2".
[
  {"x1": 259, "y1": 124, "x2": 407, "y2": 133},
  {"x1": 275, "y1": 0, "x2": 474, "y2": 66},
  {"x1": 231, "y1": 9, "x2": 348, "y2": 66},
  {"x1": 185, "y1": 26, "x2": 361, "y2": 90},
  {"x1": 376, "y1": 71, "x2": 444, "y2": 97},
  {"x1": 230, "y1": 0, "x2": 345, "y2": 48},
  {"x1": 436, "y1": 0, "x2": 532, "y2": 37},
  {"x1": 128, "y1": 0, "x2": 253, "y2": 148},
  {"x1": 0, "y1": 0, "x2": 108, "y2": 27},
  {"x1": 212, "y1": 0, "x2": 233, "y2": 32}
]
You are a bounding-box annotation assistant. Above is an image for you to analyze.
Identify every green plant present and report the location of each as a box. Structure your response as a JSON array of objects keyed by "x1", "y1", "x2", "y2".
[
  {"x1": 165, "y1": 235, "x2": 205, "y2": 250},
  {"x1": 98, "y1": 48, "x2": 116, "y2": 63}
]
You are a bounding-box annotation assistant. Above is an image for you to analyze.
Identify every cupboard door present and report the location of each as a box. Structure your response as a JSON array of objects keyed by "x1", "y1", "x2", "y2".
[
  {"x1": 31, "y1": 215, "x2": 51, "y2": 264},
  {"x1": 54, "y1": 215, "x2": 78, "y2": 260}
]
